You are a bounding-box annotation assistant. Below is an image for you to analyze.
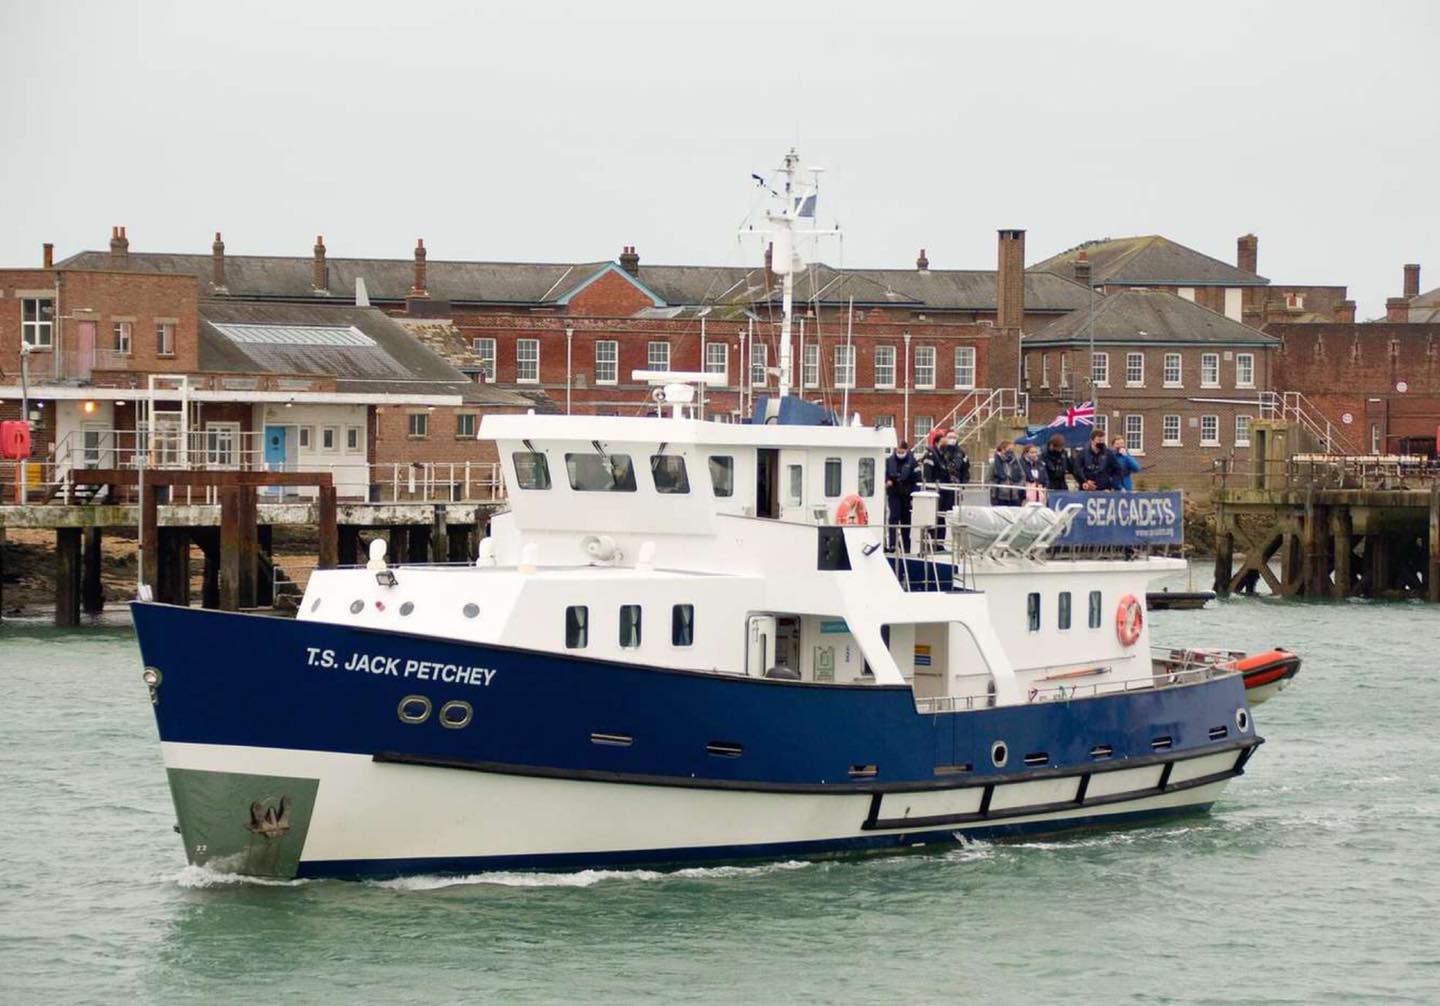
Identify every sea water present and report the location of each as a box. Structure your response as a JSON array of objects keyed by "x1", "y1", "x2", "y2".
[{"x1": 2, "y1": 568, "x2": 1438, "y2": 1004}]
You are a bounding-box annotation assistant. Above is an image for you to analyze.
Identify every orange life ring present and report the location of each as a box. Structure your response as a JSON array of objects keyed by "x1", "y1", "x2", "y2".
[
  {"x1": 1115, "y1": 594, "x2": 1143, "y2": 647},
  {"x1": 834, "y1": 493, "x2": 869, "y2": 526}
]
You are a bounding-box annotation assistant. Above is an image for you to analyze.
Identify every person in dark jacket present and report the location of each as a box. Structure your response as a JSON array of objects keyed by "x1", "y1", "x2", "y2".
[
  {"x1": 924, "y1": 430, "x2": 970, "y2": 508},
  {"x1": 1075, "y1": 428, "x2": 1119, "y2": 491},
  {"x1": 1110, "y1": 436, "x2": 1141, "y2": 491},
  {"x1": 885, "y1": 442, "x2": 920, "y2": 551},
  {"x1": 1019, "y1": 444, "x2": 1046, "y2": 501},
  {"x1": 1041, "y1": 433, "x2": 1073, "y2": 492},
  {"x1": 988, "y1": 440, "x2": 1025, "y2": 506}
]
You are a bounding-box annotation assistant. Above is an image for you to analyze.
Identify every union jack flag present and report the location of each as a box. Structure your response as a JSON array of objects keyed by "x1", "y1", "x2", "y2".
[{"x1": 1051, "y1": 400, "x2": 1095, "y2": 427}]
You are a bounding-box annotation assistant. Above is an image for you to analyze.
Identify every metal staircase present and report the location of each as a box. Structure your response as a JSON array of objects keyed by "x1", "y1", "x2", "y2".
[
  {"x1": 932, "y1": 388, "x2": 1028, "y2": 451},
  {"x1": 1259, "y1": 391, "x2": 1358, "y2": 456}
]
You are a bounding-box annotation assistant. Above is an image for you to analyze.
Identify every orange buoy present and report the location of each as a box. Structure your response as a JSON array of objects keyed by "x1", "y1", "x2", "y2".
[
  {"x1": 1115, "y1": 594, "x2": 1143, "y2": 646},
  {"x1": 834, "y1": 493, "x2": 869, "y2": 526}
]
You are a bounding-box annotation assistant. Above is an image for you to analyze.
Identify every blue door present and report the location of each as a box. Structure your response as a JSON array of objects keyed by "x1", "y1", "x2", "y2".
[{"x1": 264, "y1": 426, "x2": 287, "y2": 471}]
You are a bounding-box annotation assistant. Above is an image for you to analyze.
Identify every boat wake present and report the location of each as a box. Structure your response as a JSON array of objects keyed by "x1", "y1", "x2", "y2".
[
  {"x1": 170, "y1": 864, "x2": 312, "y2": 889},
  {"x1": 372, "y1": 859, "x2": 814, "y2": 892}
]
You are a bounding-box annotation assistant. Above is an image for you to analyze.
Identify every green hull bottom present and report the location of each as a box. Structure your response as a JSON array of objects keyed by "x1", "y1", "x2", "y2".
[{"x1": 166, "y1": 768, "x2": 319, "y2": 879}]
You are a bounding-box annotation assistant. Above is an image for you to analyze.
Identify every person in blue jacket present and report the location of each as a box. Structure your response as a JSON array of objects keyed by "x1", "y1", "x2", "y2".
[
  {"x1": 1074, "y1": 428, "x2": 1120, "y2": 491},
  {"x1": 1110, "y1": 435, "x2": 1141, "y2": 491}
]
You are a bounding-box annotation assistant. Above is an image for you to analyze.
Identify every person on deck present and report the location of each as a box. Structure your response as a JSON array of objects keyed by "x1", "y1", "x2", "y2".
[
  {"x1": 1020, "y1": 444, "x2": 1046, "y2": 503},
  {"x1": 1075, "y1": 428, "x2": 1120, "y2": 491},
  {"x1": 885, "y1": 441, "x2": 920, "y2": 551},
  {"x1": 925, "y1": 430, "x2": 970, "y2": 511},
  {"x1": 1111, "y1": 436, "x2": 1141, "y2": 491},
  {"x1": 1040, "y1": 433, "x2": 1074, "y2": 492},
  {"x1": 988, "y1": 440, "x2": 1025, "y2": 506}
]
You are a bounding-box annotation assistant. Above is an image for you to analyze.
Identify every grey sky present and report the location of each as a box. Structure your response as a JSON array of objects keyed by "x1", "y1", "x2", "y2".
[{"x1": 3, "y1": 0, "x2": 1436, "y2": 316}]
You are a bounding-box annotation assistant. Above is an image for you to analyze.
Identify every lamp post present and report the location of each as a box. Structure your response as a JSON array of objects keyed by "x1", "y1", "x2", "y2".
[{"x1": 565, "y1": 326, "x2": 573, "y2": 415}]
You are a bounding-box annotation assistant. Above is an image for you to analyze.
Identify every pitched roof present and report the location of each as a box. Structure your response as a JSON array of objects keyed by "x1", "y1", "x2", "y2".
[
  {"x1": 196, "y1": 300, "x2": 541, "y2": 406},
  {"x1": 1023, "y1": 288, "x2": 1278, "y2": 346},
  {"x1": 1030, "y1": 235, "x2": 1268, "y2": 288}
]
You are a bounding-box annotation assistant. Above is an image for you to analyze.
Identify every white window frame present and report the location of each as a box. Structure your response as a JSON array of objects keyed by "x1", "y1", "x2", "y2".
[
  {"x1": 455, "y1": 413, "x2": 476, "y2": 439},
  {"x1": 801, "y1": 343, "x2": 819, "y2": 388},
  {"x1": 874, "y1": 414, "x2": 894, "y2": 429},
  {"x1": 204, "y1": 422, "x2": 241, "y2": 469},
  {"x1": 594, "y1": 340, "x2": 618, "y2": 385},
  {"x1": 345, "y1": 426, "x2": 362, "y2": 452},
  {"x1": 1040, "y1": 354, "x2": 1050, "y2": 388},
  {"x1": 1163, "y1": 352, "x2": 1183, "y2": 387},
  {"x1": 155, "y1": 321, "x2": 176, "y2": 357},
  {"x1": 298, "y1": 426, "x2": 313, "y2": 449},
  {"x1": 516, "y1": 338, "x2": 539, "y2": 384},
  {"x1": 913, "y1": 415, "x2": 933, "y2": 441},
  {"x1": 321, "y1": 426, "x2": 339, "y2": 451},
  {"x1": 834, "y1": 344, "x2": 855, "y2": 389},
  {"x1": 1235, "y1": 352, "x2": 1255, "y2": 389},
  {"x1": 1124, "y1": 414, "x2": 1144, "y2": 455},
  {"x1": 954, "y1": 346, "x2": 976, "y2": 390},
  {"x1": 1091, "y1": 351, "x2": 1109, "y2": 388},
  {"x1": 1200, "y1": 414, "x2": 1220, "y2": 447},
  {"x1": 20, "y1": 298, "x2": 54, "y2": 349},
  {"x1": 113, "y1": 320, "x2": 133, "y2": 355},
  {"x1": 1125, "y1": 352, "x2": 1144, "y2": 387},
  {"x1": 913, "y1": 345, "x2": 936, "y2": 389},
  {"x1": 750, "y1": 342, "x2": 768, "y2": 387},
  {"x1": 1059, "y1": 353, "x2": 1070, "y2": 390},
  {"x1": 1162, "y1": 414, "x2": 1181, "y2": 447},
  {"x1": 407, "y1": 413, "x2": 428, "y2": 439},
  {"x1": 873, "y1": 346, "x2": 896, "y2": 389},
  {"x1": 472, "y1": 337, "x2": 496, "y2": 381},
  {"x1": 1235, "y1": 414, "x2": 1253, "y2": 447},
  {"x1": 647, "y1": 340, "x2": 670, "y2": 371},
  {"x1": 704, "y1": 342, "x2": 728, "y2": 381},
  {"x1": 1199, "y1": 352, "x2": 1220, "y2": 388},
  {"x1": 1093, "y1": 414, "x2": 1108, "y2": 439}
]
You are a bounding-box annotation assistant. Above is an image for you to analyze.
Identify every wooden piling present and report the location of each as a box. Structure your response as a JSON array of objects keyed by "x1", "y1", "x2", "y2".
[
  {"x1": 431, "y1": 504, "x2": 448, "y2": 564},
  {"x1": 55, "y1": 527, "x2": 82, "y2": 627},
  {"x1": 1430, "y1": 483, "x2": 1440, "y2": 604},
  {"x1": 1331, "y1": 509, "x2": 1353, "y2": 599},
  {"x1": 219, "y1": 488, "x2": 241, "y2": 611},
  {"x1": 157, "y1": 527, "x2": 191, "y2": 607},
  {"x1": 140, "y1": 483, "x2": 159, "y2": 599},
  {"x1": 256, "y1": 524, "x2": 274, "y2": 607},
  {"x1": 193, "y1": 527, "x2": 220, "y2": 609},
  {"x1": 82, "y1": 527, "x2": 104, "y2": 615},
  {"x1": 318, "y1": 485, "x2": 338, "y2": 569},
  {"x1": 237, "y1": 487, "x2": 258, "y2": 608}
]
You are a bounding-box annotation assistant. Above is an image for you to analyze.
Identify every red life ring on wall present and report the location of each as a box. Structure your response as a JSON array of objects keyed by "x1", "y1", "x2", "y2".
[
  {"x1": 834, "y1": 493, "x2": 870, "y2": 526},
  {"x1": 1115, "y1": 594, "x2": 1144, "y2": 647}
]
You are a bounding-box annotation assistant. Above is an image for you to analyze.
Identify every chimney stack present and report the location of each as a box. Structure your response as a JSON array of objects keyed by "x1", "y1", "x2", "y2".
[
  {"x1": 1403, "y1": 263, "x2": 1421, "y2": 300},
  {"x1": 619, "y1": 245, "x2": 640, "y2": 276},
  {"x1": 1237, "y1": 233, "x2": 1258, "y2": 275},
  {"x1": 1334, "y1": 300, "x2": 1356, "y2": 324},
  {"x1": 1073, "y1": 249, "x2": 1091, "y2": 288},
  {"x1": 763, "y1": 242, "x2": 774, "y2": 286},
  {"x1": 110, "y1": 225, "x2": 129, "y2": 264},
  {"x1": 916, "y1": 248, "x2": 929, "y2": 271},
  {"x1": 312, "y1": 235, "x2": 328, "y2": 293},
  {"x1": 1386, "y1": 297, "x2": 1409, "y2": 323},
  {"x1": 410, "y1": 238, "x2": 429, "y2": 298},
  {"x1": 42, "y1": 243, "x2": 54, "y2": 269},
  {"x1": 211, "y1": 232, "x2": 227, "y2": 291},
  {"x1": 996, "y1": 229, "x2": 1026, "y2": 329}
]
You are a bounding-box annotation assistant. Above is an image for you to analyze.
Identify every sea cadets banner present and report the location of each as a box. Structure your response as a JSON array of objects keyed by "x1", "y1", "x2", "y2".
[{"x1": 1045, "y1": 490, "x2": 1183, "y2": 546}]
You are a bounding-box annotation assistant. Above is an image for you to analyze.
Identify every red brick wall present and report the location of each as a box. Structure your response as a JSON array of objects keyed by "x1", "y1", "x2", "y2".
[{"x1": 563, "y1": 269, "x2": 657, "y2": 316}]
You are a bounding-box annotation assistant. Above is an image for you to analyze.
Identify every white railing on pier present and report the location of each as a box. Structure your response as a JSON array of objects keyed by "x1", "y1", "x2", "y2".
[
  {"x1": 1259, "y1": 390, "x2": 1358, "y2": 456},
  {"x1": 932, "y1": 388, "x2": 1028, "y2": 450}
]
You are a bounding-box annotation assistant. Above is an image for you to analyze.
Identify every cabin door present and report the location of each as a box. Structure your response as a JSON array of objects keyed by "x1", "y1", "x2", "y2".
[
  {"x1": 755, "y1": 448, "x2": 779, "y2": 518},
  {"x1": 746, "y1": 615, "x2": 776, "y2": 677}
]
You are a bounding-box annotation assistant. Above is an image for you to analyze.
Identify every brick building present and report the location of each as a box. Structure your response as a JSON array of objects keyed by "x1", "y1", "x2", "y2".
[{"x1": 1023, "y1": 288, "x2": 1279, "y2": 489}]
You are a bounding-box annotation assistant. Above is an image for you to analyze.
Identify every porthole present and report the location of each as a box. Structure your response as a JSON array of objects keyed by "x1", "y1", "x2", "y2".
[
  {"x1": 399, "y1": 601, "x2": 415, "y2": 617},
  {"x1": 462, "y1": 603, "x2": 480, "y2": 619},
  {"x1": 349, "y1": 600, "x2": 364, "y2": 614},
  {"x1": 990, "y1": 740, "x2": 1008, "y2": 768},
  {"x1": 439, "y1": 700, "x2": 473, "y2": 729},
  {"x1": 397, "y1": 694, "x2": 432, "y2": 724},
  {"x1": 310, "y1": 598, "x2": 322, "y2": 613},
  {"x1": 1235, "y1": 707, "x2": 1251, "y2": 733}
]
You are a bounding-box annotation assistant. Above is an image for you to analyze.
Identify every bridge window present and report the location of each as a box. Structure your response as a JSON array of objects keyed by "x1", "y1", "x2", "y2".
[
  {"x1": 672, "y1": 604, "x2": 694, "y2": 646},
  {"x1": 1058, "y1": 591, "x2": 1072, "y2": 630},
  {"x1": 512, "y1": 452, "x2": 552, "y2": 490},
  {"x1": 858, "y1": 457, "x2": 875, "y2": 497},
  {"x1": 823, "y1": 457, "x2": 842, "y2": 498},
  {"x1": 787, "y1": 464, "x2": 804, "y2": 506},
  {"x1": 651, "y1": 455, "x2": 690, "y2": 494},
  {"x1": 1088, "y1": 590, "x2": 1102, "y2": 628},
  {"x1": 708, "y1": 456, "x2": 734, "y2": 497},
  {"x1": 619, "y1": 605, "x2": 642, "y2": 648},
  {"x1": 565, "y1": 605, "x2": 588, "y2": 649},
  {"x1": 566, "y1": 453, "x2": 637, "y2": 492},
  {"x1": 1027, "y1": 592, "x2": 1040, "y2": 631}
]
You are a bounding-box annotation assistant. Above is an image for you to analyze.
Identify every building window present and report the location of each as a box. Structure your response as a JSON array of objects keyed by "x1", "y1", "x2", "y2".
[
  {"x1": 708, "y1": 456, "x2": 734, "y2": 496},
  {"x1": 1039, "y1": 354, "x2": 1050, "y2": 388},
  {"x1": 873, "y1": 346, "x2": 896, "y2": 388},
  {"x1": 204, "y1": 423, "x2": 239, "y2": 468},
  {"x1": 565, "y1": 605, "x2": 588, "y2": 649},
  {"x1": 1125, "y1": 352, "x2": 1144, "y2": 386},
  {"x1": 619, "y1": 605, "x2": 642, "y2": 648},
  {"x1": 472, "y1": 337, "x2": 496, "y2": 381},
  {"x1": 112, "y1": 321, "x2": 132, "y2": 355},
  {"x1": 155, "y1": 322, "x2": 175, "y2": 357},
  {"x1": 1088, "y1": 590, "x2": 1102, "y2": 628},
  {"x1": 1059, "y1": 353, "x2": 1070, "y2": 390},
  {"x1": 1235, "y1": 414, "x2": 1253, "y2": 447},
  {"x1": 650, "y1": 454, "x2": 690, "y2": 494},
  {"x1": 1200, "y1": 353, "x2": 1219, "y2": 387},
  {"x1": 913, "y1": 415, "x2": 933, "y2": 441},
  {"x1": 20, "y1": 298, "x2": 54, "y2": 348},
  {"x1": 594, "y1": 341, "x2": 618, "y2": 385},
  {"x1": 913, "y1": 345, "x2": 935, "y2": 389},
  {"x1": 1058, "y1": 591, "x2": 1072, "y2": 630},
  {"x1": 1200, "y1": 414, "x2": 1220, "y2": 446},
  {"x1": 875, "y1": 415, "x2": 894, "y2": 429},
  {"x1": 1093, "y1": 414, "x2": 1108, "y2": 439},
  {"x1": 513, "y1": 451, "x2": 551, "y2": 490},
  {"x1": 647, "y1": 340, "x2": 670, "y2": 371},
  {"x1": 823, "y1": 457, "x2": 842, "y2": 497},
  {"x1": 1027, "y1": 592, "x2": 1041, "y2": 632},
  {"x1": 321, "y1": 426, "x2": 338, "y2": 450},
  {"x1": 801, "y1": 343, "x2": 819, "y2": 388},
  {"x1": 1371, "y1": 424, "x2": 1380, "y2": 454},
  {"x1": 705, "y1": 342, "x2": 728, "y2": 379},
  {"x1": 1162, "y1": 414, "x2": 1181, "y2": 446},
  {"x1": 954, "y1": 346, "x2": 976, "y2": 389},
  {"x1": 1235, "y1": 353, "x2": 1255, "y2": 388},
  {"x1": 456, "y1": 413, "x2": 476, "y2": 438},
  {"x1": 858, "y1": 457, "x2": 875, "y2": 496},
  {"x1": 672, "y1": 604, "x2": 695, "y2": 647},
  {"x1": 1091, "y1": 351, "x2": 1109, "y2": 388},
  {"x1": 516, "y1": 338, "x2": 539, "y2": 383},
  {"x1": 1178, "y1": 287, "x2": 1196, "y2": 302},
  {"x1": 1124, "y1": 414, "x2": 1144, "y2": 454},
  {"x1": 834, "y1": 345, "x2": 855, "y2": 388},
  {"x1": 346, "y1": 426, "x2": 361, "y2": 451},
  {"x1": 566, "y1": 452, "x2": 637, "y2": 492},
  {"x1": 407, "y1": 414, "x2": 428, "y2": 439},
  {"x1": 750, "y1": 342, "x2": 768, "y2": 387},
  {"x1": 1164, "y1": 352, "x2": 1183, "y2": 386},
  {"x1": 298, "y1": 427, "x2": 312, "y2": 449},
  {"x1": 786, "y1": 464, "x2": 803, "y2": 506}
]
